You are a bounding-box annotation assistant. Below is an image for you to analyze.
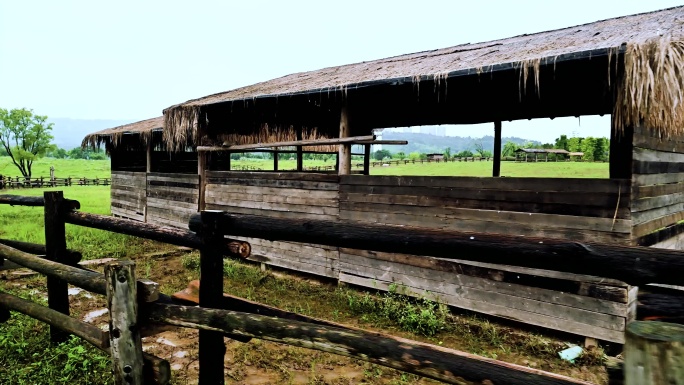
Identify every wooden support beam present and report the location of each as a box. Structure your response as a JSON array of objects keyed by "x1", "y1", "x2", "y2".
[
  {"x1": 198, "y1": 211, "x2": 226, "y2": 384},
  {"x1": 197, "y1": 152, "x2": 207, "y2": 212},
  {"x1": 624, "y1": 321, "x2": 684, "y2": 385},
  {"x1": 44, "y1": 191, "x2": 70, "y2": 343},
  {"x1": 273, "y1": 150, "x2": 279, "y2": 171},
  {"x1": 197, "y1": 135, "x2": 375, "y2": 152},
  {"x1": 148, "y1": 302, "x2": 593, "y2": 385},
  {"x1": 188, "y1": 212, "x2": 684, "y2": 287},
  {"x1": 354, "y1": 140, "x2": 409, "y2": 145},
  {"x1": 493, "y1": 121, "x2": 502, "y2": 177},
  {"x1": 146, "y1": 141, "x2": 152, "y2": 173},
  {"x1": 296, "y1": 127, "x2": 303, "y2": 172},
  {"x1": 106, "y1": 261, "x2": 144, "y2": 385},
  {"x1": 363, "y1": 144, "x2": 371, "y2": 176},
  {"x1": 338, "y1": 106, "x2": 351, "y2": 175}
]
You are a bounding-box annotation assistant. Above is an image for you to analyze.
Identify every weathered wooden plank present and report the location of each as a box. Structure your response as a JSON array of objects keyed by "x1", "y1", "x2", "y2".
[
  {"x1": 631, "y1": 203, "x2": 684, "y2": 225},
  {"x1": 205, "y1": 198, "x2": 338, "y2": 216},
  {"x1": 632, "y1": 211, "x2": 684, "y2": 239},
  {"x1": 251, "y1": 254, "x2": 337, "y2": 278},
  {"x1": 340, "y1": 192, "x2": 630, "y2": 219},
  {"x1": 340, "y1": 209, "x2": 630, "y2": 244},
  {"x1": 149, "y1": 302, "x2": 596, "y2": 385},
  {"x1": 44, "y1": 191, "x2": 70, "y2": 343},
  {"x1": 147, "y1": 180, "x2": 198, "y2": 189},
  {"x1": 230, "y1": 235, "x2": 339, "y2": 252},
  {"x1": 634, "y1": 181, "x2": 684, "y2": 200},
  {"x1": 111, "y1": 188, "x2": 146, "y2": 199},
  {"x1": 338, "y1": 273, "x2": 625, "y2": 343},
  {"x1": 339, "y1": 184, "x2": 628, "y2": 208},
  {"x1": 206, "y1": 203, "x2": 338, "y2": 221},
  {"x1": 206, "y1": 171, "x2": 339, "y2": 183},
  {"x1": 105, "y1": 261, "x2": 144, "y2": 385},
  {"x1": 146, "y1": 207, "x2": 195, "y2": 224},
  {"x1": 340, "y1": 248, "x2": 629, "y2": 308},
  {"x1": 624, "y1": 322, "x2": 684, "y2": 383},
  {"x1": 633, "y1": 147, "x2": 684, "y2": 163},
  {"x1": 111, "y1": 208, "x2": 145, "y2": 222},
  {"x1": 340, "y1": 175, "x2": 628, "y2": 193},
  {"x1": 146, "y1": 217, "x2": 186, "y2": 230},
  {"x1": 146, "y1": 190, "x2": 198, "y2": 204},
  {"x1": 205, "y1": 177, "x2": 339, "y2": 191},
  {"x1": 634, "y1": 172, "x2": 684, "y2": 186},
  {"x1": 340, "y1": 201, "x2": 631, "y2": 233},
  {"x1": 146, "y1": 198, "x2": 198, "y2": 211},
  {"x1": 338, "y1": 259, "x2": 625, "y2": 332},
  {"x1": 205, "y1": 191, "x2": 339, "y2": 207},
  {"x1": 147, "y1": 173, "x2": 200, "y2": 184},
  {"x1": 248, "y1": 245, "x2": 337, "y2": 270},
  {"x1": 632, "y1": 160, "x2": 684, "y2": 174},
  {"x1": 632, "y1": 192, "x2": 684, "y2": 213},
  {"x1": 206, "y1": 184, "x2": 338, "y2": 200},
  {"x1": 633, "y1": 126, "x2": 684, "y2": 154}
]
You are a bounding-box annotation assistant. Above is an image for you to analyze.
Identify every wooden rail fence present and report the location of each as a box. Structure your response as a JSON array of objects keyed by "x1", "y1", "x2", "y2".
[
  {"x1": 1, "y1": 192, "x2": 684, "y2": 384},
  {"x1": 0, "y1": 175, "x2": 110, "y2": 189}
]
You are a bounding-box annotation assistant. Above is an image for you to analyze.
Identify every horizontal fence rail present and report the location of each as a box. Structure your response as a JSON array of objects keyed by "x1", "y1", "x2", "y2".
[
  {"x1": 188, "y1": 212, "x2": 684, "y2": 287},
  {"x1": 0, "y1": 175, "x2": 110, "y2": 189}
]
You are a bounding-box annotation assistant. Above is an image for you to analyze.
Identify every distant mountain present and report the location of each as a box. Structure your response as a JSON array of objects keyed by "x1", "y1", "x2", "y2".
[
  {"x1": 48, "y1": 118, "x2": 135, "y2": 150},
  {"x1": 380, "y1": 131, "x2": 540, "y2": 154}
]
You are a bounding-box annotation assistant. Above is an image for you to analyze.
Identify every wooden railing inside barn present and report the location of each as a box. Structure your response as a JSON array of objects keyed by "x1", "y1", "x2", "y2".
[
  {"x1": 0, "y1": 175, "x2": 110, "y2": 189},
  {"x1": 2, "y1": 192, "x2": 684, "y2": 384}
]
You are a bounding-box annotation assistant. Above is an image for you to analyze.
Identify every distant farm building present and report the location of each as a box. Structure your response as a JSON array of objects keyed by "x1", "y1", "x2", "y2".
[
  {"x1": 426, "y1": 153, "x2": 444, "y2": 160},
  {"x1": 514, "y1": 148, "x2": 570, "y2": 161}
]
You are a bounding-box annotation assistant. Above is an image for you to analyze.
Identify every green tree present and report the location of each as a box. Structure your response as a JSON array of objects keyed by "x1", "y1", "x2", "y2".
[
  {"x1": 443, "y1": 147, "x2": 452, "y2": 159},
  {"x1": 502, "y1": 141, "x2": 519, "y2": 157},
  {"x1": 408, "y1": 151, "x2": 422, "y2": 160},
  {"x1": 456, "y1": 150, "x2": 473, "y2": 157},
  {"x1": 554, "y1": 135, "x2": 569, "y2": 151},
  {"x1": 0, "y1": 108, "x2": 55, "y2": 177},
  {"x1": 373, "y1": 149, "x2": 392, "y2": 161},
  {"x1": 394, "y1": 151, "x2": 406, "y2": 160}
]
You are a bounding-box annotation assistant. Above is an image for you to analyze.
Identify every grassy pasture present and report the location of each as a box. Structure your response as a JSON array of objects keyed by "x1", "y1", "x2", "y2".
[{"x1": 0, "y1": 157, "x2": 111, "y2": 179}]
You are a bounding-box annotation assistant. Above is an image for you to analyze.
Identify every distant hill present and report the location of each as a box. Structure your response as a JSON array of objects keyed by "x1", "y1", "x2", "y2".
[
  {"x1": 49, "y1": 118, "x2": 135, "y2": 150},
  {"x1": 380, "y1": 131, "x2": 540, "y2": 154}
]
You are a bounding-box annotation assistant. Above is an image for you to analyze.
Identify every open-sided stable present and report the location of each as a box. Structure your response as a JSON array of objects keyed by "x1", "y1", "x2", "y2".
[{"x1": 83, "y1": 6, "x2": 684, "y2": 343}]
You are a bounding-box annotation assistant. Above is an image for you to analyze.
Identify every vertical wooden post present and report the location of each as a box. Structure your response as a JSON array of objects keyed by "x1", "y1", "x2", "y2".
[
  {"x1": 493, "y1": 121, "x2": 502, "y2": 177},
  {"x1": 338, "y1": 105, "x2": 351, "y2": 175},
  {"x1": 624, "y1": 321, "x2": 684, "y2": 385},
  {"x1": 44, "y1": 191, "x2": 70, "y2": 343},
  {"x1": 610, "y1": 117, "x2": 634, "y2": 179},
  {"x1": 273, "y1": 150, "x2": 279, "y2": 171},
  {"x1": 198, "y1": 152, "x2": 207, "y2": 212},
  {"x1": 296, "y1": 128, "x2": 303, "y2": 172},
  {"x1": 363, "y1": 144, "x2": 371, "y2": 175},
  {"x1": 198, "y1": 210, "x2": 226, "y2": 385},
  {"x1": 146, "y1": 141, "x2": 152, "y2": 173},
  {"x1": 105, "y1": 261, "x2": 144, "y2": 385}
]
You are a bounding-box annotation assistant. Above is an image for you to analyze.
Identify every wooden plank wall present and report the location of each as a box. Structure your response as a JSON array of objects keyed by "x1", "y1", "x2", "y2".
[
  {"x1": 204, "y1": 171, "x2": 340, "y2": 277},
  {"x1": 339, "y1": 175, "x2": 632, "y2": 244},
  {"x1": 337, "y1": 248, "x2": 635, "y2": 343},
  {"x1": 111, "y1": 171, "x2": 146, "y2": 221},
  {"x1": 631, "y1": 126, "x2": 684, "y2": 246},
  {"x1": 146, "y1": 173, "x2": 199, "y2": 229}
]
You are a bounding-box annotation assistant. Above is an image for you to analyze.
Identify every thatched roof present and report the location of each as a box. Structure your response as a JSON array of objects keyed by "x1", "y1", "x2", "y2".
[
  {"x1": 82, "y1": 116, "x2": 163, "y2": 149},
  {"x1": 163, "y1": 6, "x2": 684, "y2": 151}
]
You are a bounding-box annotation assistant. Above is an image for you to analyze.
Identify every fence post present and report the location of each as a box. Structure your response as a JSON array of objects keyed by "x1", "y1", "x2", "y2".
[
  {"x1": 199, "y1": 210, "x2": 226, "y2": 384},
  {"x1": 44, "y1": 191, "x2": 70, "y2": 343},
  {"x1": 105, "y1": 260, "x2": 144, "y2": 385},
  {"x1": 624, "y1": 321, "x2": 684, "y2": 385}
]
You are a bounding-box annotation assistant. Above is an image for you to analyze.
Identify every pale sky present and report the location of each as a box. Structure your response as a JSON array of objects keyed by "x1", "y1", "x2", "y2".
[{"x1": 1, "y1": 0, "x2": 682, "y2": 142}]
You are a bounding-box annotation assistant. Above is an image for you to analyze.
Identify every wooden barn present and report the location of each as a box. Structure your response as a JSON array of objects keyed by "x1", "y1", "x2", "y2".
[{"x1": 84, "y1": 6, "x2": 684, "y2": 344}]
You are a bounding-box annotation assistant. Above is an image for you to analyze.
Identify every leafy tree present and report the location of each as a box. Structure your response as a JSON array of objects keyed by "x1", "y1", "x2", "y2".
[
  {"x1": 554, "y1": 135, "x2": 569, "y2": 151},
  {"x1": 473, "y1": 142, "x2": 485, "y2": 156},
  {"x1": 580, "y1": 137, "x2": 596, "y2": 161},
  {"x1": 568, "y1": 137, "x2": 583, "y2": 153},
  {"x1": 394, "y1": 151, "x2": 406, "y2": 160},
  {"x1": 46, "y1": 147, "x2": 68, "y2": 159},
  {"x1": 0, "y1": 108, "x2": 54, "y2": 177},
  {"x1": 502, "y1": 141, "x2": 519, "y2": 157},
  {"x1": 373, "y1": 149, "x2": 392, "y2": 161},
  {"x1": 456, "y1": 150, "x2": 473, "y2": 157},
  {"x1": 443, "y1": 147, "x2": 452, "y2": 159},
  {"x1": 408, "y1": 151, "x2": 422, "y2": 160}
]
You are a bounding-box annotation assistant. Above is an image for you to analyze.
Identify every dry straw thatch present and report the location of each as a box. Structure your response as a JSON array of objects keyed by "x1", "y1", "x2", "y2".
[
  {"x1": 158, "y1": 6, "x2": 684, "y2": 150},
  {"x1": 81, "y1": 117, "x2": 163, "y2": 150}
]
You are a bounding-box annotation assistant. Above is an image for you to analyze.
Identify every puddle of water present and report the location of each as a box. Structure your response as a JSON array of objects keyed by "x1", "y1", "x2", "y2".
[
  {"x1": 68, "y1": 288, "x2": 82, "y2": 296},
  {"x1": 83, "y1": 308, "x2": 108, "y2": 323}
]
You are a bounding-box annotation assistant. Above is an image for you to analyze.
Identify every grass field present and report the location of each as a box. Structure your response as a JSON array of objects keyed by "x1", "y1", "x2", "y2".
[
  {"x1": 230, "y1": 157, "x2": 610, "y2": 177},
  {"x1": 0, "y1": 159, "x2": 610, "y2": 384},
  {"x1": 0, "y1": 157, "x2": 110, "y2": 179}
]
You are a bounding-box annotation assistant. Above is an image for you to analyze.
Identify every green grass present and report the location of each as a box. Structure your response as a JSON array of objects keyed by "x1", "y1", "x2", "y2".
[
  {"x1": 0, "y1": 186, "x2": 149, "y2": 260},
  {"x1": 371, "y1": 160, "x2": 609, "y2": 178},
  {"x1": 0, "y1": 157, "x2": 110, "y2": 179}
]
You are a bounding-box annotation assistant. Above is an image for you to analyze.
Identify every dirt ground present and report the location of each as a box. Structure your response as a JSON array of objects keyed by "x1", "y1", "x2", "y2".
[{"x1": 2, "y1": 249, "x2": 610, "y2": 385}]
